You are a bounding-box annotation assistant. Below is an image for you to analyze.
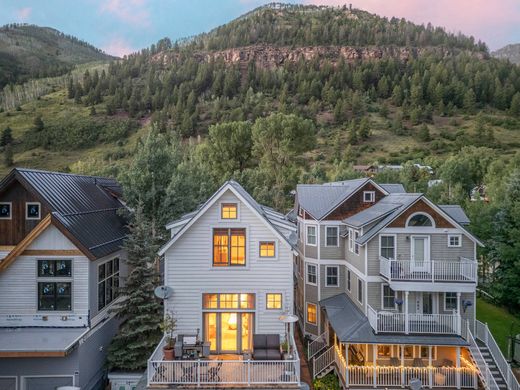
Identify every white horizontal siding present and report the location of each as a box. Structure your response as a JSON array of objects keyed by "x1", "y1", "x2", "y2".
[{"x1": 164, "y1": 190, "x2": 293, "y2": 336}]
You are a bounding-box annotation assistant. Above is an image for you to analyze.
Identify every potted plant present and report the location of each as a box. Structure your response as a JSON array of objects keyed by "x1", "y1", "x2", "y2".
[{"x1": 161, "y1": 311, "x2": 177, "y2": 360}]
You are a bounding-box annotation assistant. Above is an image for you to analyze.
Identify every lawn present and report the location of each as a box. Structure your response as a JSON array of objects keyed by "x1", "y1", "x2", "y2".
[{"x1": 476, "y1": 297, "x2": 520, "y2": 355}]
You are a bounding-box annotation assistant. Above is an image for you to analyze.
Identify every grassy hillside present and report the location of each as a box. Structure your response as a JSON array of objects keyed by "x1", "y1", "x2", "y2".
[{"x1": 0, "y1": 24, "x2": 115, "y2": 88}]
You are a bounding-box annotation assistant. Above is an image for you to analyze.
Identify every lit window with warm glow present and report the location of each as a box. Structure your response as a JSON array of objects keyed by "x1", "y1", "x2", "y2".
[
  {"x1": 213, "y1": 228, "x2": 246, "y2": 266},
  {"x1": 259, "y1": 241, "x2": 275, "y2": 258},
  {"x1": 203, "y1": 293, "x2": 255, "y2": 309},
  {"x1": 266, "y1": 293, "x2": 282, "y2": 310},
  {"x1": 221, "y1": 203, "x2": 238, "y2": 219},
  {"x1": 307, "y1": 303, "x2": 317, "y2": 325}
]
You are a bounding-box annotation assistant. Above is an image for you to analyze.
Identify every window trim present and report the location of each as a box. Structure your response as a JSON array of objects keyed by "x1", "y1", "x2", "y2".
[
  {"x1": 325, "y1": 265, "x2": 339, "y2": 287},
  {"x1": 266, "y1": 293, "x2": 283, "y2": 311},
  {"x1": 447, "y1": 234, "x2": 462, "y2": 248},
  {"x1": 0, "y1": 201, "x2": 12, "y2": 220},
  {"x1": 357, "y1": 279, "x2": 363, "y2": 304},
  {"x1": 406, "y1": 212, "x2": 435, "y2": 228},
  {"x1": 26, "y1": 202, "x2": 41, "y2": 220},
  {"x1": 325, "y1": 226, "x2": 339, "y2": 247},
  {"x1": 444, "y1": 292, "x2": 458, "y2": 312},
  {"x1": 212, "y1": 228, "x2": 247, "y2": 267},
  {"x1": 306, "y1": 225, "x2": 317, "y2": 247},
  {"x1": 220, "y1": 202, "x2": 239, "y2": 220},
  {"x1": 97, "y1": 257, "x2": 120, "y2": 311},
  {"x1": 306, "y1": 263, "x2": 317, "y2": 286},
  {"x1": 36, "y1": 259, "x2": 73, "y2": 312},
  {"x1": 381, "y1": 284, "x2": 397, "y2": 310},
  {"x1": 306, "y1": 302, "x2": 317, "y2": 325},
  {"x1": 348, "y1": 228, "x2": 360, "y2": 254},
  {"x1": 203, "y1": 293, "x2": 256, "y2": 310},
  {"x1": 259, "y1": 241, "x2": 276, "y2": 258},
  {"x1": 379, "y1": 234, "x2": 397, "y2": 260},
  {"x1": 363, "y1": 191, "x2": 376, "y2": 203}
]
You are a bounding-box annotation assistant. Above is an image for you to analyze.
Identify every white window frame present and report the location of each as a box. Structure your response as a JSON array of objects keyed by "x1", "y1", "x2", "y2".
[
  {"x1": 25, "y1": 201, "x2": 41, "y2": 220},
  {"x1": 447, "y1": 234, "x2": 462, "y2": 248},
  {"x1": 0, "y1": 201, "x2": 12, "y2": 220},
  {"x1": 357, "y1": 279, "x2": 363, "y2": 304},
  {"x1": 406, "y1": 212, "x2": 435, "y2": 228},
  {"x1": 266, "y1": 293, "x2": 283, "y2": 311},
  {"x1": 348, "y1": 229, "x2": 360, "y2": 254},
  {"x1": 379, "y1": 234, "x2": 396, "y2": 260},
  {"x1": 363, "y1": 191, "x2": 375, "y2": 203},
  {"x1": 347, "y1": 270, "x2": 351, "y2": 292},
  {"x1": 97, "y1": 257, "x2": 120, "y2": 311},
  {"x1": 444, "y1": 292, "x2": 458, "y2": 312},
  {"x1": 259, "y1": 241, "x2": 276, "y2": 258},
  {"x1": 306, "y1": 263, "x2": 317, "y2": 286},
  {"x1": 306, "y1": 302, "x2": 317, "y2": 325},
  {"x1": 381, "y1": 284, "x2": 396, "y2": 310},
  {"x1": 325, "y1": 226, "x2": 339, "y2": 247},
  {"x1": 306, "y1": 225, "x2": 317, "y2": 246},
  {"x1": 325, "y1": 266, "x2": 339, "y2": 287}
]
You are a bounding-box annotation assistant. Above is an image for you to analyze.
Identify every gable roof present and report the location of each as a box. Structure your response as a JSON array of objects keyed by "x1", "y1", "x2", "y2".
[
  {"x1": 439, "y1": 205, "x2": 470, "y2": 225},
  {"x1": 379, "y1": 183, "x2": 406, "y2": 194},
  {"x1": 296, "y1": 178, "x2": 389, "y2": 220},
  {"x1": 159, "y1": 181, "x2": 297, "y2": 256},
  {"x1": 0, "y1": 168, "x2": 127, "y2": 260}
]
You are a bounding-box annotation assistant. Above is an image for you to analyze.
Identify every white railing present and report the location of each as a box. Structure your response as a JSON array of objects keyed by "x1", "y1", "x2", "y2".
[
  {"x1": 346, "y1": 366, "x2": 477, "y2": 388},
  {"x1": 467, "y1": 321, "x2": 501, "y2": 390},
  {"x1": 368, "y1": 305, "x2": 461, "y2": 335},
  {"x1": 148, "y1": 334, "x2": 300, "y2": 386},
  {"x1": 312, "y1": 346, "x2": 334, "y2": 378},
  {"x1": 308, "y1": 330, "x2": 328, "y2": 359},
  {"x1": 334, "y1": 345, "x2": 347, "y2": 384},
  {"x1": 476, "y1": 320, "x2": 520, "y2": 390},
  {"x1": 380, "y1": 256, "x2": 477, "y2": 283}
]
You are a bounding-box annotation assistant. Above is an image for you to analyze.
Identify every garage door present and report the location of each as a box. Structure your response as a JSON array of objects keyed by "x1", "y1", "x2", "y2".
[{"x1": 23, "y1": 376, "x2": 73, "y2": 390}]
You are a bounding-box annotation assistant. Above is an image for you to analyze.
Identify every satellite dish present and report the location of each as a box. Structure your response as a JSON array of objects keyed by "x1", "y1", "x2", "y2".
[{"x1": 154, "y1": 285, "x2": 173, "y2": 300}]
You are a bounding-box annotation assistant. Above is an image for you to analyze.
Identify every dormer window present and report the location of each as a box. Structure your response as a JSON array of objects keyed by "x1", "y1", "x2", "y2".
[
  {"x1": 407, "y1": 213, "x2": 434, "y2": 227},
  {"x1": 363, "y1": 191, "x2": 375, "y2": 203},
  {"x1": 26, "y1": 202, "x2": 41, "y2": 220},
  {"x1": 0, "y1": 202, "x2": 11, "y2": 219},
  {"x1": 213, "y1": 228, "x2": 246, "y2": 266},
  {"x1": 221, "y1": 203, "x2": 238, "y2": 219}
]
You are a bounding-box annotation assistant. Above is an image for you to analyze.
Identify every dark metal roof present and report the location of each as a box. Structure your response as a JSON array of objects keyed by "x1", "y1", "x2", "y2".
[
  {"x1": 379, "y1": 183, "x2": 406, "y2": 194},
  {"x1": 3, "y1": 168, "x2": 127, "y2": 259},
  {"x1": 440, "y1": 205, "x2": 471, "y2": 225},
  {"x1": 320, "y1": 293, "x2": 468, "y2": 346}
]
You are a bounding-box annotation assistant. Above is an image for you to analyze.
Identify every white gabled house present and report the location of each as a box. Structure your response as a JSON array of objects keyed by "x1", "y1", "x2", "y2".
[{"x1": 147, "y1": 181, "x2": 301, "y2": 388}]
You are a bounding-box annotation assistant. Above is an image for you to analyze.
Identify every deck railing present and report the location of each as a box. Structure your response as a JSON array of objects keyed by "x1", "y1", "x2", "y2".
[
  {"x1": 380, "y1": 256, "x2": 478, "y2": 283},
  {"x1": 147, "y1": 334, "x2": 300, "y2": 387},
  {"x1": 367, "y1": 305, "x2": 461, "y2": 335},
  {"x1": 467, "y1": 321, "x2": 500, "y2": 390},
  {"x1": 307, "y1": 329, "x2": 328, "y2": 359}
]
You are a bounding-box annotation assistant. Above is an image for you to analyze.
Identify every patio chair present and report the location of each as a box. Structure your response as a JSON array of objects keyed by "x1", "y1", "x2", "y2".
[
  {"x1": 253, "y1": 334, "x2": 282, "y2": 360},
  {"x1": 412, "y1": 358, "x2": 425, "y2": 367},
  {"x1": 435, "y1": 358, "x2": 454, "y2": 367},
  {"x1": 390, "y1": 357, "x2": 400, "y2": 367}
]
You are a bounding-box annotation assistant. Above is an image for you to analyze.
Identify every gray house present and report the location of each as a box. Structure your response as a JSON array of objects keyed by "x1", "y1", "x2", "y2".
[{"x1": 0, "y1": 168, "x2": 128, "y2": 390}]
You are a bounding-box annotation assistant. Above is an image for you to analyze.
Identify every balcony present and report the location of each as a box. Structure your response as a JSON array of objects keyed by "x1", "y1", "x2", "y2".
[
  {"x1": 147, "y1": 334, "x2": 300, "y2": 387},
  {"x1": 367, "y1": 305, "x2": 462, "y2": 335},
  {"x1": 380, "y1": 256, "x2": 477, "y2": 284}
]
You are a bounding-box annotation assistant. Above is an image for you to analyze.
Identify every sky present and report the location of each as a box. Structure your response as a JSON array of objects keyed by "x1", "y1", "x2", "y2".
[{"x1": 1, "y1": 0, "x2": 519, "y2": 57}]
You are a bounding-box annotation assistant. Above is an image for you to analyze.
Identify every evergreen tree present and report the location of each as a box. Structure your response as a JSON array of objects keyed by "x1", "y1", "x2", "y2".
[
  {"x1": 1, "y1": 127, "x2": 13, "y2": 147},
  {"x1": 463, "y1": 88, "x2": 476, "y2": 113},
  {"x1": 510, "y1": 92, "x2": 520, "y2": 117},
  {"x1": 106, "y1": 206, "x2": 163, "y2": 370},
  {"x1": 418, "y1": 124, "x2": 431, "y2": 142},
  {"x1": 3, "y1": 144, "x2": 13, "y2": 167},
  {"x1": 33, "y1": 115, "x2": 44, "y2": 132}
]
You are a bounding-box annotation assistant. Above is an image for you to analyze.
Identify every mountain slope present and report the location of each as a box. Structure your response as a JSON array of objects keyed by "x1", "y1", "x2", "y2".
[
  {"x1": 492, "y1": 43, "x2": 520, "y2": 65},
  {"x1": 0, "y1": 24, "x2": 116, "y2": 88}
]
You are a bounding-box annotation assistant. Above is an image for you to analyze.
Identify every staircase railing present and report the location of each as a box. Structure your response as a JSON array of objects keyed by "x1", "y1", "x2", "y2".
[
  {"x1": 466, "y1": 321, "x2": 500, "y2": 390},
  {"x1": 308, "y1": 330, "x2": 328, "y2": 359},
  {"x1": 312, "y1": 346, "x2": 334, "y2": 379},
  {"x1": 476, "y1": 320, "x2": 520, "y2": 390}
]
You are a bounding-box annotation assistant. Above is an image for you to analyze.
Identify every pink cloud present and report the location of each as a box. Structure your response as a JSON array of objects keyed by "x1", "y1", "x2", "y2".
[
  {"x1": 102, "y1": 37, "x2": 136, "y2": 57},
  {"x1": 100, "y1": 0, "x2": 150, "y2": 27},
  {"x1": 305, "y1": 0, "x2": 520, "y2": 49},
  {"x1": 16, "y1": 7, "x2": 32, "y2": 22}
]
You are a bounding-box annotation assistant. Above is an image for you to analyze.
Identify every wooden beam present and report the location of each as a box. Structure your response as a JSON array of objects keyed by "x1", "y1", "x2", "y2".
[
  {"x1": 0, "y1": 350, "x2": 66, "y2": 357},
  {"x1": 21, "y1": 249, "x2": 83, "y2": 256},
  {"x1": 0, "y1": 246, "x2": 15, "y2": 251}
]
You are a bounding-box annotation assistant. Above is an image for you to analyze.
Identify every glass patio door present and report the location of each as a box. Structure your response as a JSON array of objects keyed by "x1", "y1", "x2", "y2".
[
  {"x1": 204, "y1": 312, "x2": 254, "y2": 354},
  {"x1": 221, "y1": 312, "x2": 239, "y2": 352}
]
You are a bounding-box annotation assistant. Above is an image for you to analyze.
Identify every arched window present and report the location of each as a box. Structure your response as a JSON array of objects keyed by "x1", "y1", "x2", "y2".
[{"x1": 407, "y1": 213, "x2": 434, "y2": 227}]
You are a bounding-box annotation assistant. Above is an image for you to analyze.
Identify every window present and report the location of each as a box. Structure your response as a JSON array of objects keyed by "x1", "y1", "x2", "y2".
[
  {"x1": 306, "y1": 303, "x2": 317, "y2": 325},
  {"x1": 382, "y1": 285, "x2": 396, "y2": 309},
  {"x1": 37, "y1": 260, "x2": 72, "y2": 311},
  {"x1": 363, "y1": 191, "x2": 375, "y2": 203},
  {"x1": 448, "y1": 234, "x2": 462, "y2": 247},
  {"x1": 26, "y1": 202, "x2": 41, "y2": 220},
  {"x1": 357, "y1": 279, "x2": 363, "y2": 304},
  {"x1": 221, "y1": 203, "x2": 238, "y2": 219},
  {"x1": 98, "y1": 258, "x2": 120, "y2": 311},
  {"x1": 325, "y1": 226, "x2": 339, "y2": 247},
  {"x1": 444, "y1": 292, "x2": 458, "y2": 311},
  {"x1": 0, "y1": 202, "x2": 11, "y2": 219},
  {"x1": 203, "y1": 293, "x2": 255, "y2": 309},
  {"x1": 420, "y1": 346, "x2": 437, "y2": 359},
  {"x1": 378, "y1": 345, "x2": 392, "y2": 357},
  {"x1": 347, "y1": 270, "x2": 351, "y2": 292},
  {"x1": 259, "y1": 241, "x2": 275, "y2": 258},
  {"x1": 213, "y1": 228, "x2": 246, "y2": 266},
  {"x1": 380, "y1": 235, "x2": 396, "y2": 259},
  {"x1": 403, "y1": 345, "x2": 414, "y2": 359},
  {"x1": 325, "y1": 266, "x2": 339, "y2": 287},
  {"x1": 348, "y1": 229, "x2": 360, "y2": 254},
  {"x1": 306, "y1": 225, "x2": 317, "y2": 246},
  {"x1": 266, "y1": 293, "x2": 282, "y2": 310},
  {"x1": 306, "y1": 264, "x2": 317, "y2": 285},
  {"x1": 407, "y1": 213, "x2": 434, "y2": 227}
]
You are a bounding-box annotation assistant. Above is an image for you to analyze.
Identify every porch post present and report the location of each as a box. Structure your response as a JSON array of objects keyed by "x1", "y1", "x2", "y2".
[
  {"x1": 456, "y1": 292, "x2": 462, "y2": 335},
  {"x1": 373, "y1": 344, "x2": 377, "y2": 388},
  {"x1": 405, "y1": 291, "x2": 410, "y2": 334},
  {"x1": 401, "y1": 345, "x2": 405, "y2": 388},
  {"x1": 456, "y1": 346, "x2": 461, "y2": 390},
  {"x1": 345, "y1": 343, "x2": 349, "y2": 387},
  {"x1": 428, "y1": 346, "x2": 433, "y2": 389}
]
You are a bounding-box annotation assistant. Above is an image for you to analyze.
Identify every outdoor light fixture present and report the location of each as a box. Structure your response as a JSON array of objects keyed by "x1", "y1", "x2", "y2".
[
  {"x1": 395, "y1": 299, "x2": 404, "y2": 306},
  {"x1": 462, "y1": 300, "x2": 473, "y2": 313}
]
